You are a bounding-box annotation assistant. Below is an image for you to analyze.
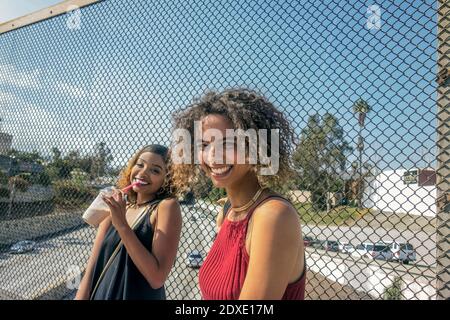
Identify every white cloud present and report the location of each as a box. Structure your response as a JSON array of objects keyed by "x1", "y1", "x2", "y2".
[
  {"x1": 0, "y1": 64, "x2": 41, "y2": 88},
  {"x1": 55, "y1": 81, "x2": 87, "y2": 98},
  {"x1": 0, "y1": 61, "x2": 174, "y2": 167},
  {"x1": 0, "y1": 90, "x2": 96, "y2": 156}
]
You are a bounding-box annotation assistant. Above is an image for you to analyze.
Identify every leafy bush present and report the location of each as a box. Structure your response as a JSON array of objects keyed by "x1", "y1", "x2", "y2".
[
  {"x1": 31, "y1": 171, "x2": 52, "y2": 186},
  {"x1": 0, "y1": 187, "x2": 10, "y2": 198},
  {"x1": 208, "y1": 187, "x2": 227, "y2": 202},
  {"x1": 53, "y1": 179, "x2": 97, "y2": 208},
  {"x1": 384, "y1": 277, "x2": 403, "y2": 300},
  {"x1": 0, "y1": 170, "x2": 8, "y2": 185},
  {"x1": 44, "y1": 166, "x2": 60, "y2": 181},
  {"x1": 9, "y1": 175, "x2": 31, "y2": 192},
  {"x1": 191, "y1": 172, "x2": 213, "y2": 199},
  {"x1": 16, "y1": 172, "x2": 31, "y2": 181},
  {"x1": 70, "y1": 169, "x2": 90, "y2": 185},
  {"x1": 311, "y1": 190, "x2": 327, "y2": 211}
]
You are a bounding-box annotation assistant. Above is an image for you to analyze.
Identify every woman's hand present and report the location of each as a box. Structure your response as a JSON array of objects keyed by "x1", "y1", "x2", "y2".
[{"x1": 102, "y1": 190, "x2": 129, "y2": 231}]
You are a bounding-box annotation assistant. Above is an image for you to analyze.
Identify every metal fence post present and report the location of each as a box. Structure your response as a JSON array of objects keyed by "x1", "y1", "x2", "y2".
[{"x1": 435, "y1": 0, "x2": 450, "y2": 300}]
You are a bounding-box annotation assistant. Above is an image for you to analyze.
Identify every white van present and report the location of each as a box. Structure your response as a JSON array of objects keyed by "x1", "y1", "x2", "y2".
[
  {"x1": 352, "y1": 242, "x2": 392, "y2": 261},
  {"x1": 389, "y1": 242, "x2": 416, "y2": 264}
]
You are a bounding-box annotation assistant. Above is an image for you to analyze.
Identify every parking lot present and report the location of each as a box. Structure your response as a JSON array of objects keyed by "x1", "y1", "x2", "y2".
[{"x1": 302, "y1": 224, "x2": 436, "y2": 267}]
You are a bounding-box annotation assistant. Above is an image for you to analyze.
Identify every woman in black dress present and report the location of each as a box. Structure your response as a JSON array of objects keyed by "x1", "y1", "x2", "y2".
[{"x1": 75, "y1": 144, "x2": 182, "y2": 300}]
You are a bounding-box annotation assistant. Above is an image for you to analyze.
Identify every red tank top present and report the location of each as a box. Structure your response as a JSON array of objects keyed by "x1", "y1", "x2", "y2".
[{"x1": 199, "y1": 196, "x2": 306, "y2": 300}]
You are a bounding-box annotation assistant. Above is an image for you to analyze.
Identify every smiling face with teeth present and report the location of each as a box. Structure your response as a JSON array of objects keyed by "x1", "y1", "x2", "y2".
[
  {"x1": 198, "y1": 114, "x2": 254, "y2": 189},
  {"x1": 129, "y1": 151, "x2": 167, "y2": 203}
]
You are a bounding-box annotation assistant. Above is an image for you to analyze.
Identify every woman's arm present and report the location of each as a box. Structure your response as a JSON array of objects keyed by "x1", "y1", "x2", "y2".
[
  {"x1": 238, "y1": 200, "x2": 302, "y2": 300},
  {"x1": 74, "y1": 217, "x2": 112, "y2": 300},
  {"x1": 104, "y1": 195, "x2": 182, "y2": 289}
]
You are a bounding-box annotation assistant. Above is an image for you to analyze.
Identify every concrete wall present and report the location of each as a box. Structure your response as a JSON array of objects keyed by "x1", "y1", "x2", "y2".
[
  {"x1": 362, "y1": 169, "x2": 437, "y2": 217},
  {"x1": 306, "y1": 248, "x2": 436, "y2": 300}
]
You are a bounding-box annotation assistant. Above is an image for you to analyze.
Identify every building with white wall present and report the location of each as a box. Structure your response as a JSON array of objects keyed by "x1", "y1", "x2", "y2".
[{"x1": 362, "y1": 168, "x2": 437, "y2": 217}]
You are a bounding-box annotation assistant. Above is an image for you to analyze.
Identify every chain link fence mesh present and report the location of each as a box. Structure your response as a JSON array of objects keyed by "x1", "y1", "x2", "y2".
[{"x1": 0, "y1": 0, "x2": 448, "y2": 300}]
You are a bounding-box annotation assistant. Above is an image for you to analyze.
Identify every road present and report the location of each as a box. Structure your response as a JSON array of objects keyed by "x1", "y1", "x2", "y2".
[
  {"x1": 0, "y1": 227, "x2": 96, "y2": 299},
  {"x1": 0, "y1": 202, "x2": 437, "y2": 299},
  {"x1": 165, "y1": 204, "x2": 216, "y2": 300}
]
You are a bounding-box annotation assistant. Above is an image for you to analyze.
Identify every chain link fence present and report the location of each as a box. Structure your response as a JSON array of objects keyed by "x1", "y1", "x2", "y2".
[{"x1": 0, "y1": 0, "x2": 448, "y2": 300}]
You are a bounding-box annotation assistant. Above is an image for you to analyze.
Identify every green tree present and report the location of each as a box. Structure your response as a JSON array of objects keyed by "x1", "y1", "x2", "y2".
[
  {"x1": 352, "y1": 97, "x2": 371, "y2": 114},
  {"x1": 71, "y1": 168, "x2": 90, "y2": 185},
  {"x1": 0, "y1": 171, "x2": 9, "y2": 198},
  {"x1": 0, "y1": 170, "x2": 8, "y2": 185},
  {"x1": 8, "y1": 149, "x2": 44, "y2": 164},
  {"x1": 293, "y1": 113, "x2": 352, "y2": 211},
  {"x1": 51, "y1": 147, "x2": 62, "y2": 162},
  {"x1": 90, "y1": 142, "x2": 113, "y2": 178},
  {"x1": 47, "y1": 148, "x2": 92, "y2": 179},
  {"x1": 208, "y1": 187, "x2": 227, "y2": 202},
  {"x1": 191, "y1": 171, "x2": 213, "y2": 199},
  {"x1": 48, "y1": 158, "x2": 73, "y2": 179},
  {"x1": 108, "y1": 165, "x2": 123, "y2": 178},
  {"x1": 66, "y1": 150, "x2": 96, "y2": 177},
  {"x1": 352, "y1": 98, "x2": 372, "y2": 208}
]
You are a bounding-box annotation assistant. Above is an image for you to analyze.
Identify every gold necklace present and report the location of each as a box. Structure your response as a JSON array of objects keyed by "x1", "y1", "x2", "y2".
[
  {"x1": 232, "y1": 187, "x2": 266, "y2": 213},
  {"x1": 131, "y1": 198, "x2": 156, "y2": 209}
]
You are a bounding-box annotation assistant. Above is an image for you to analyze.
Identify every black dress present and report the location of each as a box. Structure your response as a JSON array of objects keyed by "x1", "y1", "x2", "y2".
[{"x1": 89, "y1": 202, "x2": 166, "y2": 300}]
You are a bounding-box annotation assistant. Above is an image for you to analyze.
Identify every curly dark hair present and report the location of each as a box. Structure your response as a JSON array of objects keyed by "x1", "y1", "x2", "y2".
[
  {"x1": 171, "y1": 88, "x2": 298, "y2": 195},
  {"x1": 117, "y1": 144, "x2": 177, "y2": 203}
]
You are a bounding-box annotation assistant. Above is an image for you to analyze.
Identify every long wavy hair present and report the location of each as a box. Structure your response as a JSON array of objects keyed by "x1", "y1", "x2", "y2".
[
  {"x1": 171, "y1": 88, "x2": 298, "y2": 195},
  {"x1": 116, "y1": 144, "x2": 176, "y2": 203}
]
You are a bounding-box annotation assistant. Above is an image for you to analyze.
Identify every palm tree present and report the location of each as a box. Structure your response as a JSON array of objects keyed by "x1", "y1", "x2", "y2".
[
  {"x1": 352, "y1": 98, "x2": 371, "y2": 126},
  {"x1": 352, "y1": 98, "x2": 371, "y2": 208}
]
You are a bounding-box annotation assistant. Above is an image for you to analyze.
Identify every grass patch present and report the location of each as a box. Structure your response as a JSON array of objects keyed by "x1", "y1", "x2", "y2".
[
  {"x1": 294, "y1": 203, "x2": 372, "y2": 226},
  {"x1": 351, "y1": 209, "x2": 436, "y2": 233}
]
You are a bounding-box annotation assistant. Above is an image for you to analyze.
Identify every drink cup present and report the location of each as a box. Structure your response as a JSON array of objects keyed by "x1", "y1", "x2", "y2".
[{"x1": 82, "y1": 186, "x2": 116, "y2": 228}]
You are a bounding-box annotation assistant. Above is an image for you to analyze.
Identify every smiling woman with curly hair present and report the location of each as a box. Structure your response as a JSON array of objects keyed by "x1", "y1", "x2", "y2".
[
  {"x1": 75, "y1": 144, "x2": 182, "y2": 300},
  {"x1": 172, "y1": 88, "x2": 306, "y2": 300}
]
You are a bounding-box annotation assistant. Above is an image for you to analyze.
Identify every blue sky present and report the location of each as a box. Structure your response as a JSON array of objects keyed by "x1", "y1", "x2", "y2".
[
  {"x1": 0, "y1": 0, "x2": 64, "y2": 24},
  {"x1": 0, "y1": 0, "x2": 438, "y2": 172}
]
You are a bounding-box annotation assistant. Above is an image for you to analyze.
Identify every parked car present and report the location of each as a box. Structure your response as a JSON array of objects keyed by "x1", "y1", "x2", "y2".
[
  {"x1": 308, "y1": 239, "x2": 339, "y2": 252},
  {"x1": 9, "y1": 240, "x2": 36, "y2": 254},
  {"x1": 322, "y1": 240, "x2": 340, "y2": 252},
  {"x1": 310, "y1": 239, "x2": 325, "y2": 249},
  {"x1": 352, "y1": 243, "x2": 371, "y2": 258},
  {"x1": 339, "y1": 243, "x2": 355, "y2": 254},
  {"x1": 303, "y1": 236, "x2": 314, "y2": 247},
  {"x1": 389, "y1": 242, "x2": 416, "y2": 264},
  {"x1": 354, "y1": 242, "x2": 392, "y2": 261},
  {"x1": 367, "y1": 243, "x2": 392, "y2": 261},
  {"x1": 187, "y1": 251, "x2": 203, "y2": 268}
]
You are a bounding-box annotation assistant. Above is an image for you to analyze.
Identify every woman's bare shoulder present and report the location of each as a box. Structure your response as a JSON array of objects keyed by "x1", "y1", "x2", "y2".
[{"x1": 253, "y1": 194, "x2": 300, "y2": 226}]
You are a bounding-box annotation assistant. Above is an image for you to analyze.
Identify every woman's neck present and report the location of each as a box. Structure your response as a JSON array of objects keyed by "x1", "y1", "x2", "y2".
[
  {"x1": 226, "y1": 171, "x2": 261, "y2": 209},
  {"x1": 136, "y1": 193, "x2": 156, "y2": 205}
]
